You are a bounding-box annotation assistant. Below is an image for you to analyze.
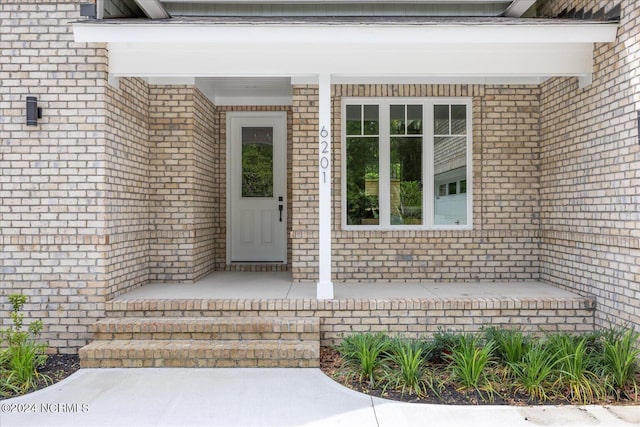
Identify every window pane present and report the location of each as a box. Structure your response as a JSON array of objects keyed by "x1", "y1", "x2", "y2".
[
  {"x1": 407, "y1": 105, "x2": 423, "y2": 135},
  {"x1": 390, "y1": 137, "x2": 422, "y2": 225},
  {"x1": 460, "y1": 179, "x2": 467, "y2": 194},
  {"x1": 448, "y1": 182, "x2": 457, "y2": 195},
  {"x1": 434, "y1": 134, "x2": 467, "y2": 226},
  {"x1": 434, "y1": 105, "x2": 449, "y2": 135},
  {"x1": 346, "y1": 105, "x2": 361, "y2": 135},
  {"x1": 363, "y1": 105, "x2": 379, "y2": 135},
  {"x1": 390, "y1": 105, "x2": 405, "y2": 135},
  {"x1": 346, "y1": 137, "x2": 379, "y2": 225},
  {"x1": 451, "y1": 105, "x2": 467, "y2": 135},
  {"x1": 241, "y1": 127, "x2": 273, "y2": 198}
]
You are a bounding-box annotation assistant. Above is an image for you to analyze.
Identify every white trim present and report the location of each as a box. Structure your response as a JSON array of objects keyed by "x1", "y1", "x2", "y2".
[
  {"x1": 146, "y1": 77, "x2": 196, "y2": 85},
  {"x1": 317, "y1": 74, "x2": 334, "y2": 299},
  {"x1": 73, "y1": 19, "x2": 615, "y2": 87},
  {"x1": 331, "y1": 76, "x2": 548, "y2": 85},
  {"x1": 214, "y1": 96, "x2": 292, "y2": 106},
  {"x1": 341, "y1": 97, "x2": 473, "y2": 231},
  {"x1": 103, "y1": 43, "x2": 596, "y2": 81}
]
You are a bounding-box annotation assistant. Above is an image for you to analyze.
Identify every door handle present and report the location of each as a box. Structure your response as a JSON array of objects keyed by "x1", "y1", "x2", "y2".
[{"x1": 279, "y1": 204, "x2": 283, "y2": 222}]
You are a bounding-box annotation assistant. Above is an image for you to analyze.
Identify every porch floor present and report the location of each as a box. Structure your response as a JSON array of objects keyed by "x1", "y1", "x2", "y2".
[{"x1": 115, "y1": 271, "x2": 582, "y2": 301}]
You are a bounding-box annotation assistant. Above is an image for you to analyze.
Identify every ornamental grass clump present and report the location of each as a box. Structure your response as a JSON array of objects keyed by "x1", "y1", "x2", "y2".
[
  {"x1": 507, "y1": 341, "x2": 560, "y2": 402},
  {"x1": 599, "y1": 326, "x2": 640, "y2": 398},
  {"x1": 336, "y1": 332, "x2": 389, "y2": 387},
  {"x1": 0, "y1": 295, "x2": 50, "y2": 396},
  {"x1": 484, "y1": 327, "x2": 530, "y2": 367},
  {"x1": 381, "y1": 338, "x2": 435, "y2": 398},
  {"x1": 548, "y1": 333, "x2": 604, "y2": 404},
  {"x1": 446, "y1": 334, "x2": 495, "y2": 390}
]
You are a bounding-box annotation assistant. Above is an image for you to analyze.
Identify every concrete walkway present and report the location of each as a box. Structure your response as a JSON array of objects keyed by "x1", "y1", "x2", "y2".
[{"x1": 1, "y1": 369, "x2": 638, "y2": 427}]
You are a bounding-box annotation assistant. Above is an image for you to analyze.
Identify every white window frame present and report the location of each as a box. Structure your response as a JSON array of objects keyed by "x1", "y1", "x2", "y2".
[{"x1": 341, "y1": 97, "x2": 473, "y2": 231}]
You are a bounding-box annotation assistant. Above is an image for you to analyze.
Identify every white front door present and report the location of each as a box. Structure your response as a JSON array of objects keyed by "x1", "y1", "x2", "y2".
[{"x1": 228, "y1": 112, "x2": 287, "y2": 263}]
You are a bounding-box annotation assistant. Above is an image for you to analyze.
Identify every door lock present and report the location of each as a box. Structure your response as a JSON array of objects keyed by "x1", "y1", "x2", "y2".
[{"x1": 278, "y1": 197, "x2": 284, "y2": 222}]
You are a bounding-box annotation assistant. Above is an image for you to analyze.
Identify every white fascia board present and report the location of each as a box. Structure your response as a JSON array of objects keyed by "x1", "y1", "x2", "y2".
[
  {"x1": 214, "y1": 96, "x2": 292, "y2": 106},
  {"x1": 73, "y1": 22, "x2": 618, "y2": 45},
  {"x1": 106, "y1": 42, "x2": 594, "y2": 78},
  {"x1": 147, "y1": 77, "x2": 196, "y2": 84},
  {"x1": 331, "y1": 75, "x2": 548, "y2": 85}
]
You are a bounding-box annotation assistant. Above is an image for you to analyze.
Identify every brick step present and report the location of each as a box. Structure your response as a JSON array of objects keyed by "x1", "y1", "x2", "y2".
[
  {"x1": 93, "y1": 317, "x2": 319, "y2": 341},
  {"x1": 79, "y1": 340, "x2": 319, "y2": 368}
]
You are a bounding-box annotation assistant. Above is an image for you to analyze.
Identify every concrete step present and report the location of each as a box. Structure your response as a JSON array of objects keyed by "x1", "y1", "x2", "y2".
[
  {"x1": 92, "y1": 317, "x2": 319, "y2": 341},
  {"x1": 79, "y1": 340, "x2": 319, "y2": 368}
]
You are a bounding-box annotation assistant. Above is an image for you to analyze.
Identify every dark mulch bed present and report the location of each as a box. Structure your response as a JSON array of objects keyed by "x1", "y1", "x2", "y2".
[
  {"x1": 319, "y1": 346, "x2": 638, "y2": 406},
  {"x1": 1, "y1": 354, "x2": 80, "y2": 400},
  {"x1": 40, "y1": 353, "x2": 81, "y2": 384}
]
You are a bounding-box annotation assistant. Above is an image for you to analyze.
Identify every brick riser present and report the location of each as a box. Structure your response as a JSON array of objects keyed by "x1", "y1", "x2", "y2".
[
  {"x1": 81, "y1": 316, "x2": 320, "y2": 369},
  {"x1": 91, "y1": 317, "x2": 318, "y2": 341},
  {"x1": 104, "y1": 297, "x2": 597, "y2": 345},
  {"x1": 80, "y1": 340, "x2": 318, "y2": 368}
]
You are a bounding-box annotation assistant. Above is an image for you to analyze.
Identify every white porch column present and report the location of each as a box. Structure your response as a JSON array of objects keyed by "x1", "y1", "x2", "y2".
[{"x1": 317, "y1": 74, "x2": 334, "y2": 299}]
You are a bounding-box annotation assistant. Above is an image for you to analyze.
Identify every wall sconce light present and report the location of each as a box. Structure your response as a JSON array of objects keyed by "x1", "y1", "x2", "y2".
[{"x1": 26, "y1": 96, "x2": 42, "y2": 126}]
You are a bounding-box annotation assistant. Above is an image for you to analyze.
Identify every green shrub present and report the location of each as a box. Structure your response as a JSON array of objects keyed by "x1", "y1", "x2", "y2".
[
  {"x1": 1, "y1": 295, "x2": 50, "y2": 394},
  {"x1": 430, "y1": 329, "x2": 462, "y2": 364}
]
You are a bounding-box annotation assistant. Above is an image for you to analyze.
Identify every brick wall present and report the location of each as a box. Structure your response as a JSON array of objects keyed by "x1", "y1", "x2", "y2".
[
  {"x1": 148, "y1": 85, "x2": 218, "y2": 282},
  {"x1": 291, "y1": 85, "x2": 321, "y2": 280},
  {"x1": 538, "y1": 0, "x2": 640, "y2": 331},
  {"x1": 191, "y1": 90, "x2": 218, "y2": 279},
  {"x1": 0, "y1": 1, "x2": 108, "y2": 351},
  {"x1": 104, "y1": 77, "x2": 151, "y2": 299},
  {"x1": 291, "y1": 84, "x2": 541, "y2": 282},
  {"x1": 148, "y1": 86, "x2": 195, "y2": 281}
]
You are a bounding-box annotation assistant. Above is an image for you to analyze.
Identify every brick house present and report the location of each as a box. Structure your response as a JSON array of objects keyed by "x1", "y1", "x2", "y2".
[{"x1": 1, "y1": 0, "x2": 638, "y2": 363}]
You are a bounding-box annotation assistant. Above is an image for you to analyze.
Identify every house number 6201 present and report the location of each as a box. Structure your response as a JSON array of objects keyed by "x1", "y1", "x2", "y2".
[{"x1": 320, "y1": 126, "x2": 329, "y2": 183}]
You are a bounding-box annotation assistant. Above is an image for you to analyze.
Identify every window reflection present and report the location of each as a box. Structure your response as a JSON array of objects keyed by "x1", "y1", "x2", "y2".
[
  {"x1": 241, "y1": 127, "x2": 273, "y2": 198},
  {"x1": 433, "y1": 105, "x2": 468, "y2": 225}
]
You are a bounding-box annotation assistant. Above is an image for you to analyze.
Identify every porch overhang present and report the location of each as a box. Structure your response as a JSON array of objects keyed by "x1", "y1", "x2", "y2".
[
  {"x1": 73, "y1": 17, "x2": 618, "y2": 299},
  {"x1": 73, "y1": 18, "x2": 618, "y2": 86}
]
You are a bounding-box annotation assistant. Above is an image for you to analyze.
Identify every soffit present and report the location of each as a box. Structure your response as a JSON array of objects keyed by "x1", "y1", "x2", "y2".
[
  {"x1": 104, "y1": 0, "x2": 533, "y2": 18},
  {"x1": 73, "y1": 14, "x2": 618, "y2": 103}
]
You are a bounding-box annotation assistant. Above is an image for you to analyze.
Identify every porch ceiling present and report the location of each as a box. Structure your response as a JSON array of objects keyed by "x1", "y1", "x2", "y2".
[
  {"x1": 107, "y1": 0, "x2": 536, "y2": 19},
  {"x1": 73, "y1": 17, "x2": 618, "y2": 99}
]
